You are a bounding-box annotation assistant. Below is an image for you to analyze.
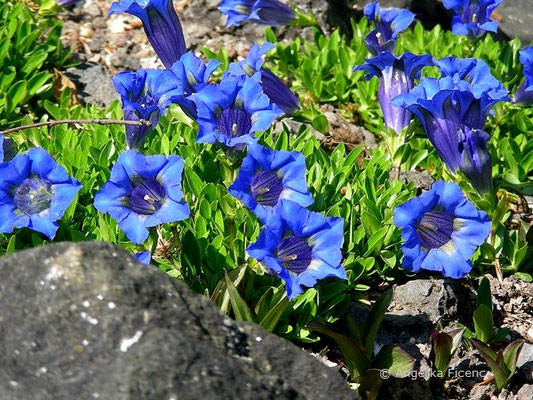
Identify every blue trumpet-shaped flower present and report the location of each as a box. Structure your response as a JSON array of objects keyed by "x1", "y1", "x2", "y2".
[
  {"x1": 354, "y1": 52, "x2": 433, "y2": 134},
  {"x1": 435, "y1": 57, "x2": 507, "y2": 93},
  {"x1": 391, "y1": 76, "x2": 509, "y2": 172},
  {"x1": 168, "y1": 51, "x2": 222, "y2": 118},
  {"x1": 515, "y1": 47, "x2": 533, "y2": 105},
  {"x1": 229, "y1": 143, "x2": 313, "y2": 224},
  {"x1": 193, "y1": 75, "x2": 282, "y2": 150},
  {"x1": 113, "y1": 69, "x2": 182, "y2": 150},
  {"x1": 0, "y1": 135, "x2": 16, "y2": 162},
  {"x1": 94, "y1": 151, "x2": 189, "y2": 245},
  {"x1": 227, "y1": 42, "x2": 299, "y2": 114},
  {"x1": 363, "y1": 1, "x2": 415, "y2": 55},
  {"x1": 442, "y1": 0, "x2": 503, "y2": 38},
  {"x1": 109, "y1": 0, "x2": 187, "y2": 68},
  {"x1": 394, "y1": 181, "x2": 490, "y2": 278},
  {"x1": 0, "y1": 148, "x2": 82, "y2": 239},
  {"x1": 218, "y1": 0, "x2": 296, "y2": 27},
  {"x1": 458, "y1": 127, "x2": 492, "y2": 194},
  {"x1": 247, "y1": 200, "x2": 346, "y2": 299},
  {"x1": 133, "y1": 251, "x2": 151, "y2": 265}
]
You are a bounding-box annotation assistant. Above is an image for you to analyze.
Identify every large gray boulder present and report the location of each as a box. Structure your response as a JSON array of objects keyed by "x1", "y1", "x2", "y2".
[{"x1": 0, "y1": 242, "x2": 355, "y2": 400}]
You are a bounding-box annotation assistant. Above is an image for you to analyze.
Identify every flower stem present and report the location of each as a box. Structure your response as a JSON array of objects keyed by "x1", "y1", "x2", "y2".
[{"x1": 0, "y1": 119, "x2": 152, "y2": 135}]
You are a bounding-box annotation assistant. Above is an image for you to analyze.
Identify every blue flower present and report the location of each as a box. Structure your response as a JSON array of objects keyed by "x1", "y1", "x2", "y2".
[
  {"x1": 94, "y1": 150, "x2": 189, "y2": 245},
  {"x1": 363, "y1": 1, "x2": 415, "y2": 55},
  {"x1": 247, "y1": 200, "x2": 346, "y2": 299},
  {"x1": 0, "y1": 148, "x2": 82, "y2": 239},
  {"x1": 354, "y1": 51, "x2": 433, "y2": 134},
  {"x1": 514, "y1": 46, "x2": 533, "y2": 105},
  {"x1": 435, "y1": 57, "x2": 507, "y2": 94},
  {"x1": 168, "y1": 51, "x2": 222, "y2": 118},
  {"x1": 218, "y1": 0, "x2": 296, "y2": 27},
  {"x1": 112, "y1": 69, "x2": 182, "y2": 150},
  {"x1": 458, "y1": 127, "x2": 492, "y2": 194},
  {"x1": 394, "y1": 181, "x2": 491, "y2": 278},
  {"x1": 442, "y1": 0, "x2": 503, "y2": 38},
  {"x1": 227, "y1": 42, "x2": 299, "y2": 114},
  {"x1": 109, "y1": 0, "x2": 187, "y2": 68},
  {"x1": 193, "y1": 75, "x2": 282, "y2": 150},
  {"x1": 0, "y1": 135, "x2": 16, "y2": 162},
  {"x1": 133, "y1": 251, "x2": 151, "y2": 265},
  {"x1": 391, "y1": 76, "x2": 509, "y2": 172},
  {"x1": 229, "y1": 143, "x2": 313, "y2": 224}
]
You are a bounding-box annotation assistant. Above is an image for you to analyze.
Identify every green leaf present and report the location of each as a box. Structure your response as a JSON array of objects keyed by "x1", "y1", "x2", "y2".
[
  {"x1": 7, "y1": 80, "x2": 27, "y2": 110},
  {"x1": 312, "y1": 115, "x2": 329, "y2": 134},
  {"x1": 224, "y1": 271, "x2": 255, "y2": 323},
  {"x1": 308, "y1": 321, "x2": 371, "y2": 378},
  {"x1": 361, "y1": 289, "x2": 393, "y2": 358},
  {"x1": 476, "y1": 277, "x2": 492, "y2": 310},
  {"x1": 258, "y1": 294, "x2": 289, "y2": 332},
  {"x1": 431, "y1": 328, "x2": 464, "y2": 373},
  {"x1": 470, "y1": 339, "x2": 510, "y2": 390},
  {"x1": 502, "y1": 340, "x2": 524, "y2": 373},
  {"x1": 373, "y1": 345, "x2": 415, "y2": 378},
  {"x1": 473, "y1": 304, "x2": 493, "y2": 343}
]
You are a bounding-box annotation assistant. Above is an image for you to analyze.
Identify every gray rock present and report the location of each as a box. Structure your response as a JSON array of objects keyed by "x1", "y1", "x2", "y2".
[
  {"x1": 350, "y1": 0, "x2": 453, "y2": 29},
  {"x1": 399, "y1": 170, "x2": 435, "y2": 190},
  {"x1": 497, "y1": 0, "x2": 533, "y2": 44},
  {"x1": 64, "y1": 62, "x2": 118, "y2": 107},
  {"x1": 390, "y1": 279, "x2": 476, "y2": 325},
  {"x1": 0, "y1": 242, "x2": 356, "y2": 400},
  {"x1": 517, "y1": 342, "x2": 533, "y2": 383},
  {"x1": 517, "y1": 384, "x2": 533, "y2": 400}
]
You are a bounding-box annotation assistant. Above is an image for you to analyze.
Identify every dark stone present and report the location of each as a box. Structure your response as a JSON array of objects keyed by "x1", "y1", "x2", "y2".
[
  {"x1": 350, "y1": 0, "x2": 453, "y2": 30},
  {"x1": 399, "y1": 170, "x2": 435, "y2": 190},
  {"x1": 390, "y1": 279, "x2": 476, "y2": 325},
  {"x1": 320, "y1": 105, "x2": 377, "y2": 152},
  {"x1": 0, "y1": 242, "x2": 355, "y2": 400},
  {"x1": 517, "y1": 384, "x2": 533, "y2": 400},
  {"x1": 64, "y1": 62, "x2": 118, "y2": 107},
  {"x1": 497, "y1": 0, "x2": 533, "y2": 44}
]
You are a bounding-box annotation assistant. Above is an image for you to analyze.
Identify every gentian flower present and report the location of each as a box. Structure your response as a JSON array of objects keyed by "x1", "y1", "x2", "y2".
[
  {"x1": 218, "y1": 0, "x2": 296, "y2": 27},
  {"x1": 113, "y1": 69, "x2": 182, "y2": 150},
  {"x1": 57, "y1": 0, "x2": 81, "y2": 6},
  {"x1": 515, "y1": 47, "x2": 533, "y2": 105},
  {"x1": 435, "y1": 57, "x2": 505, "y2": 91},
  {"x1": 168, "y1": 51, "x2": 222, "y2": 118},
  {"x1": 193, "y1": 75, "x2": 282, "y2": 150},
  {"x1": 363, "y1": 1, "x2": 415, "y2": 55},
  {"x1": 354, "y1": 51, "x2": 433, "y2": 134},
  {"x1": 133, "y1": 251, "x2": 151, "y2": 265},
  {"x1": 0, "y1": 148, "x2": 82, "y2": 239},
  {"x1": 109, "y1": 0, "x2": 187, "y2": 68},
  {"x1": 391, "y1": 76, "x2": 509, "y2": 172},
  {"x1": 394, "y1": 181, "x2": 491, "y2": 278},
  {"x1": 247, "y1": 200, "x2": 346, "y2": 299},
  {"x1": 228, "y1": 143, "x2": 313, "y2": 224},
  {"x1": 227, "y1": 42, "x2": 300, "y2": 114},
  {"x1": 442, "y1": 0, "x2": 503, "y2": 38},
  {"x1": 0, "y1": 135, "x2": 16, "y2": 162},
  {"x1": 457, "y1": 127, "x2": 493, "y2": 194},
  {"x1": 94, "y1": 151, "x2": 189, "y2": 245}
]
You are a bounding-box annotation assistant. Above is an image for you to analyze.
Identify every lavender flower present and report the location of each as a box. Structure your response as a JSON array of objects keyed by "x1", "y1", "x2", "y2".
[
  {"x1": 442, "y1": 0, "x2": 503, "y2": 38},
  {"x1": 218, "y1": 0, "x2": 296, "y2": 27},
  {"x1": 109, "y1": 0, "x2": 187, "y2": 68},
  {"x1": 354, "y1": 51, "x2": 433, "y2": 134},
  {"x1": 363, "y1": 1, "x2": 415, "y2": 55},
  {"x1": 394, "y1": 181, "x2": 491, "y2": 278}
]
